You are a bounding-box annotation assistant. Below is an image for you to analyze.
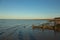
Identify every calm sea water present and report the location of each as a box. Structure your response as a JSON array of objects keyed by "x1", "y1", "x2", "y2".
[{"x1": 0, "y1": 19, "x2": 60, "y2": 40}]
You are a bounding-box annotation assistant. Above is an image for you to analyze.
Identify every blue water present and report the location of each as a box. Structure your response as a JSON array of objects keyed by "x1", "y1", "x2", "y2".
[{"x1": 0, "y1": 19, "x2": 60, "y2": 40}]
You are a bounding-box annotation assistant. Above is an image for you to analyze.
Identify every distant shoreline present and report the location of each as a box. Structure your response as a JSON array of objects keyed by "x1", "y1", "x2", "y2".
[{"x1": 0, "y1": 19, "x2": 52, "y2": 20}]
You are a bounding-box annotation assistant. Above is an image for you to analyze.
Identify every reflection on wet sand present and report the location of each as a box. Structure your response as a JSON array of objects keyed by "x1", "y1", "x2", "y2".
[
  {"x1": 32, "y1": 24, "x2": 60, "y2": 32},
  {"x1": 32, "y1": 24, "x2": 60, "y2": 40}
]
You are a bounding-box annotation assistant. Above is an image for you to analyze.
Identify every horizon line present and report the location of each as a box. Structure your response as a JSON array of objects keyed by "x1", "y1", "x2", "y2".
[{"x1": 0, "y1": 18, "x2": 53, "y2": 20}]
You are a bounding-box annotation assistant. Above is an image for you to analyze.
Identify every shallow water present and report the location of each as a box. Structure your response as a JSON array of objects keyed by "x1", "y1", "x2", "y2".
[{"x1": 0, "y1": 19, "x2": 60, "y2": 40}]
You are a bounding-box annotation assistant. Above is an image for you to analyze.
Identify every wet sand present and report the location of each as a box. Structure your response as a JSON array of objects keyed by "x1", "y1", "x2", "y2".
[{"x1": 0, "y1": 24, "x2": 60, "y2": 40}]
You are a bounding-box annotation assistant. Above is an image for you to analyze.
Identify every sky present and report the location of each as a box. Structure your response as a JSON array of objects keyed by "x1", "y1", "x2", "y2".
[{"x1": 0, "y1": 0, "x2": 60, "y2": 19}]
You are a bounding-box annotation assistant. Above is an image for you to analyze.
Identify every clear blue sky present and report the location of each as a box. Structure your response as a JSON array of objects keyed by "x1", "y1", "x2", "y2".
[{"x1": 0, "y1": 0, "x2": 60, "y2": 19}]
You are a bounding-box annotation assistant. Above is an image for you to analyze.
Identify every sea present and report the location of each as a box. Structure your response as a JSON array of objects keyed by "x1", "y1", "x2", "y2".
[{"x1": 0, "y1": 19, "x2": 60, "y2": 40}]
